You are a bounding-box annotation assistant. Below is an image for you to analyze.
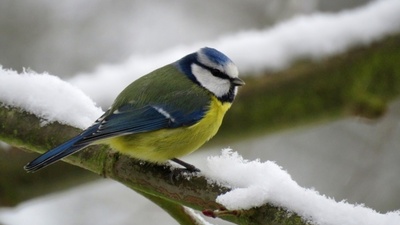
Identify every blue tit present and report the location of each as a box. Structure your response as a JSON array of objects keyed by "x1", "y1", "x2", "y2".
[{"x1": 24, "y1": 47, "x2": 244, "y2": 172}]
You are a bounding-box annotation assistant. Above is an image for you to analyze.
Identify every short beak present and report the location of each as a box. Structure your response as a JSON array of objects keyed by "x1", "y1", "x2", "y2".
[{"x1": 232, "y1": 77, "x2": 245, "y2": 86}]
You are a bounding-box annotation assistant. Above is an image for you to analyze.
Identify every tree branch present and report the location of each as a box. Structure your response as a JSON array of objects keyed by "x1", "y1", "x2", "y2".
[{"x1": 0, "y1": 104, "x2": 309, "y2": 225}]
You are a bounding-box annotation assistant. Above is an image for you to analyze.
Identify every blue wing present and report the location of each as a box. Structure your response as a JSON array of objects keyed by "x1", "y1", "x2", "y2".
[
  {"x1": 80, "y1": 104, "x2": 206, "y2": 143},
  {"x1": 24, "y1": 104, "x2": 207, "y2": 172}
]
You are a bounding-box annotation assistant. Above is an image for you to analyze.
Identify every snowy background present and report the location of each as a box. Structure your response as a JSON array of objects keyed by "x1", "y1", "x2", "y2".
[
  {"x1": 1, "y1": 0, "x2": 400, "y2": 224},
  {"x1": 0, "y1": 0, "x2": 373, "y2": 78}
]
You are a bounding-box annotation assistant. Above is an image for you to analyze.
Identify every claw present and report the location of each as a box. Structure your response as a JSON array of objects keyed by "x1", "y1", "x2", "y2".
[{"x1": 171, "y1": 158, "x2": 200, "y2": 172}]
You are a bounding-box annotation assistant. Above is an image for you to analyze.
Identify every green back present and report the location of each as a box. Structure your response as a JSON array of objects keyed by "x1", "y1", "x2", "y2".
[{"x1": 110, "y1": 64, "x2": 210, "y2": 114}]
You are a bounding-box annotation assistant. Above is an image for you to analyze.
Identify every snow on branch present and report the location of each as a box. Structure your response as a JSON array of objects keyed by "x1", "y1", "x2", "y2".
[
  {"x1": 204, "y1": 149, "x2": 400, "y2": 225},
  {"x1": 0, "y1": 67, "x2": 103, "y2": 129}
]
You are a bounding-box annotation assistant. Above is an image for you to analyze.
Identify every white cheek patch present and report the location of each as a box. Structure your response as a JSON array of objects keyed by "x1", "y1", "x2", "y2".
[{"x1": 191, "y1": 64, "x2": 230, "y2": 98}]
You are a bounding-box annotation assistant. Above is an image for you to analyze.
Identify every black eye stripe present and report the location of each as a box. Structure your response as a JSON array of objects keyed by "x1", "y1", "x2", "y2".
[{"x1": 196, "y1": 63, "x2": 231, "y2": 80}]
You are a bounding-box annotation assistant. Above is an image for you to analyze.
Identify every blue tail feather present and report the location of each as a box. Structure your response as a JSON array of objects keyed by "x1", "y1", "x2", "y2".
[
  {"x1": 24, "y1": 124, "x2": 99, "y2": 172},
  {"x1": 24, "y1": 135, "x2": 87, "y2": 172}
]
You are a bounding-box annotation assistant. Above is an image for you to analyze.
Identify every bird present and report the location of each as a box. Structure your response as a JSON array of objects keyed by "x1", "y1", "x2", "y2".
[{"x1": 24, "y1": 47, "x2": 244, "y2": 173}]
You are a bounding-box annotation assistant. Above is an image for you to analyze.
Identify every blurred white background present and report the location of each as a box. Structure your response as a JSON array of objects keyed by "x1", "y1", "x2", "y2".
[
  {"x1": 2, "y1": 0, "x2": 400, "y2": 225},
  {"x1": 0, "y1": 0, "x2": 370, "y2": 77}
]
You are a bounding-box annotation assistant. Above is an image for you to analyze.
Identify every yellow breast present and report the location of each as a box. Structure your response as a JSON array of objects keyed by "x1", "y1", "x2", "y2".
[{"x1": 105, "y1": 96, "x2": 231, "y2": 162}]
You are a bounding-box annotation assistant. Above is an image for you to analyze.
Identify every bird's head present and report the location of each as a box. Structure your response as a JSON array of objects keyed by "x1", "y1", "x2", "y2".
[{"x1": 175, "y1": 47, "x2": 245, "y2": 103}]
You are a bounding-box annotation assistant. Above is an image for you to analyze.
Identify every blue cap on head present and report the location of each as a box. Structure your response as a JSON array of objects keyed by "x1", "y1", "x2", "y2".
[{"x1": 198, "y1": 47, "x2": 232, "y2": 66}]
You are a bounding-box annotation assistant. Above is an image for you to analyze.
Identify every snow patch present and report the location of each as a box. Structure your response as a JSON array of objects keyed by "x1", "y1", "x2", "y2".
[
  {"x1": 0, "y1": 67, "x2": 103, "y2": 129},
  {"x1": 203, "y1": 149, "x2": 400, "y2": 225}
]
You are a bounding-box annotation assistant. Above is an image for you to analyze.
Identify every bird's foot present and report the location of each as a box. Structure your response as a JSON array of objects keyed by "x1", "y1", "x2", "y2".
[
  {"x1": 171, "y1": 158, "x2": 200, "y2": 173},
  {"x1": 168, "y1": 158, "x2": 200, "y2": 183}
]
